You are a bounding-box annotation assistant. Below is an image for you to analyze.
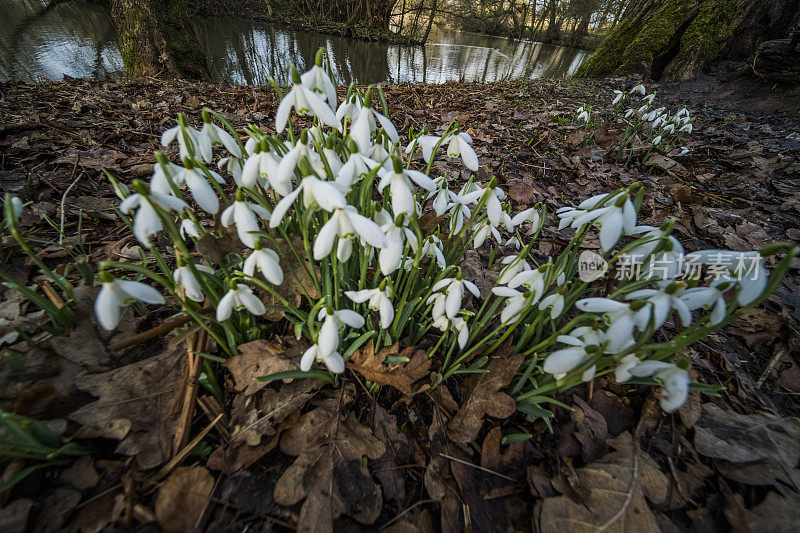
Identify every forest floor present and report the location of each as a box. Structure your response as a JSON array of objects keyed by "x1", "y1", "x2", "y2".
[{"x1": 0, "y1": 74, "x2": 799, "y2": 532}]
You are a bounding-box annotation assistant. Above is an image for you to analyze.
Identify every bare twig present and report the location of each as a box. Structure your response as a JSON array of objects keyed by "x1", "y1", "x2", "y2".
[
  {"x1": 107, "y1": 306, "x2": 212, "y2": 352},
  {"x1": 756, "y1": 348, "x2": 786, "y2": 389},
  {"x1": 59, "y1": 156, "x2": 82, "y2": 245},
  {"x1": 157, "y1": 413, "x2": 223, "y2": 480},
  {"x1": 438, "y1": 452, "x2": 516, "y2": 482}
]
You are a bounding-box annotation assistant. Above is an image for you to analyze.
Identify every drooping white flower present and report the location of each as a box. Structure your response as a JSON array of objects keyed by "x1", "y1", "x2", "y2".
[
  {"x1": 174, "y1": 264, "x2": 215, "y2": 302},
  {"x1": 314, "y1": 305, "x2": 365, "y2": 365},
  {"x1": 557, "y1": 191, "x2": 637, "y2": 252},
  {"x1": 150, "y1": 160, "x2": 184, "y2": 195},
  {"x1": 301, "y1": 57, "x2": 338, "y2": 106},
  {"x1": 345, "y1": 285, "x2": 394, "y2": 329},
  {"x1": 498, "y1": 255, "x2": 531, "y2": 285},
  {"x1": 314, "y1": 205, "x2": 388, "y2": 261},
  {"x1": 431, "y1": 275, "x2": 480, "y2": 320},
  {"x1": 276, "y1": 68, "x2": 341, "y2": 133},
  {"x1": 427, "y1": 176, "x2": 451, "y2": 216},
  {"x1": 631, "y1": 83, "x2": 646, "y2": 96},
  {"x1": 198, "y1": 118, "x2": 242, "y2": 158},
  {"x1": 406, "y1": 134, "x2": 443, "y2": 163},
  {"x1": 538, "y1": 292, "x2": 565, "y2": 319},
  {"x1": 576, "y1": 106, "x2": 589, "y2": 122},
  {"x1": 379, "y1": 214, "x2": 418, "y2": 275},
  {"x1": 614, "y1": 354, "x2": 641, "y2": 383},
  {"x1": 349, "y1": 94, "x2": 399, "y2": 153},
  {"x1": 162, "y1": 122, "x2": 210, "y2": 162},
  {"x1": 243, "y1": 243, "x2": 284, "y2": 285},
  {"x1": 216, "y1": 283, "x2": 266, "y2": 321},
  {"x1": 419, "y1": 236, "x2": 446, "y2": 268},
  {"x1": 175, "y1": 164, "x2": 225, "y2": 215},
  {"x1": 446, "y1": 185, "x2": 482, "y2": 233},
  {"x1": 220, "y1": 193, "x2": 271, "y2": 249},
  {"x1": 179, "y1": 218, "x2": 202, "y2": 240},
  {"x1": 492, "y1": 285, "x2": 537, "y2": 324},
  {"x1": 240, "y1": 146, "x2": 280, "y2": 189},
  {"x1": 679, "y1": 277, "x2": 734, "y2": 325},
  {"x1": 433, "y1": 314, "x2": 470, "y2": 349},
  {"x1": 684, "y1": 249, "x2": 767, "y2": 306},
  {"x1": 6, "y1": 196, "x2": 23, "y2": 224},
  {"x1": 472, "y1": 220, "x2": 502, "y2": 249},
  {"x1": 336, "y1": 144, "x2": 381, "y2": 190},
  {"x1": 625, "y1": 282, "x2": 692, "y2": 328},
  {"x1": 542, "y1": 326, "x2": 606, "y2": 379},
  {"x1": 511, "y1": 206, "x2": 542, "y2": 232},
  {"x1": 269, "y1": 175, "x2": 346, "y2": 228},
  {"x1": 95, "y1": 276, "x2": 165, "y2": 330},
  {"x1": 612, "y1": 89, "x2": 624, "y2": 105},
  {"x1": 446, "y1": 131, "x2": 479, "y2": 171},
  {"x1": 628, "y1": 360, "x2": 690, "y2": 412},
  {"x1": 300, "y1": 343, "x2": 344, "y2": 373},
  {"x1": 575, "y1": 298, "x2": 651, "y2": 353},
  {"x1": 119, "y1": 189, "x2": 188, "y2": 247},
  {"x1": 377, "y1": 158, "x2": 437, "y2": 216}
]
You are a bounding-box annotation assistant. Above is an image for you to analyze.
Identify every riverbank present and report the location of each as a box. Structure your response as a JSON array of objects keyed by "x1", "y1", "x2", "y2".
[{"x1": 1, "y1": 76, "x2": 799, "y2": 531}]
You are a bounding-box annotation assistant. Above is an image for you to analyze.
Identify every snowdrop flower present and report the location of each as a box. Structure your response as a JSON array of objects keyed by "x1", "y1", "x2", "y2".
[
  {"x1": 240, "y1": 144, "x2": 280, "y2": 189},
  {"x1": 624, "y1": 108, "x2": 635, "y2": 118},
  {"x1": 480, "y1": 183, "x2": 505, "y2": 227},
  {"x1": 472, "y1": 220, "x2": 502, "y2": 248},
  {"x1": 631, "y1": 83, "x2": 646, "y2": 96},
  {"x1": 576, "y1": 106, "x2": 589, "y2": 122},
  {"x1": 446, "y1": 185, "x2": 482, "y2": 233},
  {"x1": 542, "y1": 326, "x2": 606, "y2": 379},
  {"x1": 314, "y1": 205, "x2": 388, "y2": 261},
  {"x1": 492, "y1": 285, "x2": 539, "y2": 324},
  {"x1": 6, "y1": 195, "x2": 23, "y2": 224},
  {"x1": 684, "y1": 249, "x2": 767, "y2": 306},
  {"x1": 276, "y1": 67, "x2": 341, "y2": 133},
  {"x1": 270, "y1": 173, "x2": 347, "y2": 228},
  {"x1": 301, "y1": 50, "x2": 337, "y2": 106},
  {"x1": 642, "y1": 93, "x2": 655, "y2": 105},
  {"x1": 119, "y1": 185, "x2": 188, "y2": 247},
  {"x1": 557, "y1": 191, "x2": 637, "y2": 252},
  {"x1": 511, "y1": 206, "x2": 542, "y2": 231},
  {"x1": 377, "y1": 157, "x2": 436, "y2": 216},
  {"x1": 432, "y1": 275, "x2": 480, "y2": 319},
  {"x1": 272, "y1": 132, "x2": 322, "y2": 195},
  {"x1": 336, "y1": 92, "x2": 362, "y2": 123},
  {"x1": 446, "y1": 131, "x2": 479, "y2": 171},
  {"x1": 217, "y1": 283, "x2": 266, "y2": 321},
  {"x1": 300, "y1": 343, "x2": 344, "y2": 374},
  {"x1": 349, "y1": 88, "x2": 399, "y2": 152},
  {"x1": 506, "y1": 235, "x2": 521, "y2": 249},
  {"x1": 612, "y1": 90, "x2": 624, "y2": 105},
  {"x1": 576, "y1": 298, "x2": 653, "y2": 353},
  {"x1": 198, "y1": 112, "x2": 242, "y2": 159},
  {"x1": 315, "y1": 305, "x2": 364, "y2": 361},
  {"x1": 652, "y1": 135, "x2": 662, "y2": 145},
  {"x1": 162, "y1": 121, "x2": 210, "y2": 162},
  {"x1": 175, "y1": 163, "x2": 225, "y2": 215},
  {"x1": 419, "y1": 236, "x2": 446, "y2": 268},
  {"x1": 95, "y1": 273, "x2": 165, "y2": 330},
  {"x1": 345, "y1": 284, "x2": 394, "y2": 329},
  {"x1": 379, "y1": 213, "x2": 418, "y2": 275},
  {"x1": 179, "y1": 218, "x2": 202, "y2": 240},
  {"x1": 336, "y1": 142, "x2": 381, "y2": 189},
  {"x1": 221, "y1": 190, "x2": 271, "y2": 249},
  {"x1": 427, "y1": 176, "x2": 451, "y2": 216},
  {"x1": 629, "y1": 360, "x2": 690, "y2": 412},
  {"x1": 433, "y1": 314, "x2": 470, "y2": 349},
  {"x1": 662, "y1": 123, "x2": 675, "y2": 134},
  {"x1": 498, "y1": 255, "x2": 531, "y2": 285},
  {"x1": 614, "y1": 354, "x2": 641, "y2": 383},
  {"x1": 406, "y1": 134, "x2": 443, "y2": 163},
  {"x1": 243, "y1": 241, "x2": 284, "y2": 285},
  {"x1": 675, "y1": 147, "x2": 690, "y2": 156},
  {"x1": 625, "y1": 281, "x2": 692, "y2": 328},
  {"x1": 679, "y1": 277, "x2": 734, "y2": 325},
  {"x1": 539, "y1": 291, "x2": 565, "y2": 319},
  {"x1": 678, "y1": 122, "x2": 693, "y2": 133},
  {"x1": 174, "y1": 263, "x2": 215, "y2": 302},
  {"x1": 150, "y1": 158, "x2": 183, "y2": 195}
]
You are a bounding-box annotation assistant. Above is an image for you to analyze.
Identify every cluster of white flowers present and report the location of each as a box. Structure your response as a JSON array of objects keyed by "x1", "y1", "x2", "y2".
[
  {"x1": 614, "y1": 83, "x2": 692, "y2": 158},
  {"x1": 48, "y1": 48, "x2": 787, "y2": 416}
]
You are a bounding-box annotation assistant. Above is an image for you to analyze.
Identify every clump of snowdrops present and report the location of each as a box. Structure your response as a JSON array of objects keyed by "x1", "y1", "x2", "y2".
[{"x1": 3, "y1": 50, "x2": 796, "y2": 419}]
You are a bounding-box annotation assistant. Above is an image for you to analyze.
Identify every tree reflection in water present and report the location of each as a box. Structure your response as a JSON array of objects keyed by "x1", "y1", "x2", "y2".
[{"x1": 0, "y1": 0, "x2": 587, "y2": 85}]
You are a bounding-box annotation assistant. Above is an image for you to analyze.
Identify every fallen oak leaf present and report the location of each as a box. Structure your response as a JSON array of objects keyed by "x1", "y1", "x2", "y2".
[
  {"x1": 155, "y1": 466, "x2": 214, "y2": 532},
  {"x1": 345, "y1": 340, "x2": 430, "y2": 399},
  {"x1": 273, "y1": 384, "x2": 386, "y2": 533},
  {"x1": 537, "y1": 432, "x2": 670, "y2": 533},
  {"x1": 447, "y1": 353, "x2": 523, "y2": 443}
]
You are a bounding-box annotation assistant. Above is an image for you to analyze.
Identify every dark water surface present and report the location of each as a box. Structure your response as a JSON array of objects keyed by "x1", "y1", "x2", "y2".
[{"x1": 1, "y1": 0, "x2": 587, "y2": 84}]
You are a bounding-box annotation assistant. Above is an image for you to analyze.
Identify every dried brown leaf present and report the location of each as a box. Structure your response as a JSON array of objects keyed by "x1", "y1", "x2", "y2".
[
  {"x1": 274, "y1": 385, "x2": 386, "y2": 532},
  {"x1": 537, "y1": 432, "x2": 670, "y2": 533},
  {"x1": 225, "y1": 337, "x2": 308, "y2": 395},
  {"x1": 155, "y1": 466, "x2": 214, "y2": 532},
  {"x1": 694, "y1": 403, "x2": 800, "y2": 487},
  {"x1": 346, "y1": 340, "x2": 430, "y2": 399},
  {"x1": 69, "y1": 346, "x2": 182, "y2": 469},
  {"x1": 447, "y1": 353, "x2": 523, "y2": 443},
  {"x1": 724, "y1": 491, "x2": 800, "y2": 532}
]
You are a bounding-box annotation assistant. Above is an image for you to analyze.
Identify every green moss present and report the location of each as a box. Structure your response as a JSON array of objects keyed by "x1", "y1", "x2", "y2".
[
  {"x1": 576, "y1": 19, "x2": 636, "y2": 77},
  {"x1": 667, "y1": 0, "x2": 741, "y2": 78}
]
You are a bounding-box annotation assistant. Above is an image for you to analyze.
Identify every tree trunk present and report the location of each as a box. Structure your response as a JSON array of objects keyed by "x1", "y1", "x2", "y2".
[
  {"x1": 110, "y1": 0, "x2": 207, "y2": 79},
  {"x1": 577, "y1": 0, "x2": 800, "y2": 81},
  {"x1": 423, "y1": 0, "x2": 439, "y2": 43}
]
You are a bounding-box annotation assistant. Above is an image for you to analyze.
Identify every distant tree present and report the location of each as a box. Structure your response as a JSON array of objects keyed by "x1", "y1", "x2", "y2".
[
  {"x1": 109, "y1": 0, "x2": 208, "y2": 79},
  {"x1": 578, "y1": 0, "x2": 800, "y2": 80}
]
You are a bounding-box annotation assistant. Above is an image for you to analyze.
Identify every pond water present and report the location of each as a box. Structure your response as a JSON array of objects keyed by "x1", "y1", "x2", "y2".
[{"x1": 0, "y1": 0, "x2": 588, "y2": 85}]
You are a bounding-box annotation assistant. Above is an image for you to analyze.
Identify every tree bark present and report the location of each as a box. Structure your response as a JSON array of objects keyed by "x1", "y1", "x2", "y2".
[
  {"x1": 110, "y1": 0, "x2": 208, "y2": 79},
  {"x1": 577, "y1": 0, "x2": 800, "y2": 80}
]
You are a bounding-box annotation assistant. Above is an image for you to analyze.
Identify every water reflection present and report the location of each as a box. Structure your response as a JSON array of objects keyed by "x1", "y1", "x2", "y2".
[
  {"x1": 195, "y1": 19, "x2": 588, "y2": 85},
  {"x1": 0, "y1": 0, "x2": 587, "y2": 85}
]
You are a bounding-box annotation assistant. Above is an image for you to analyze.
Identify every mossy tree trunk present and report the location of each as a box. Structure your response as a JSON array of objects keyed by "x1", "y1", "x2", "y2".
[
  {"x1": 110, "y1": 0, "x2": 208, "y2": 79},
  {"x1": 577, "y1": 0, "x2": 800, "y2": 80}
]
